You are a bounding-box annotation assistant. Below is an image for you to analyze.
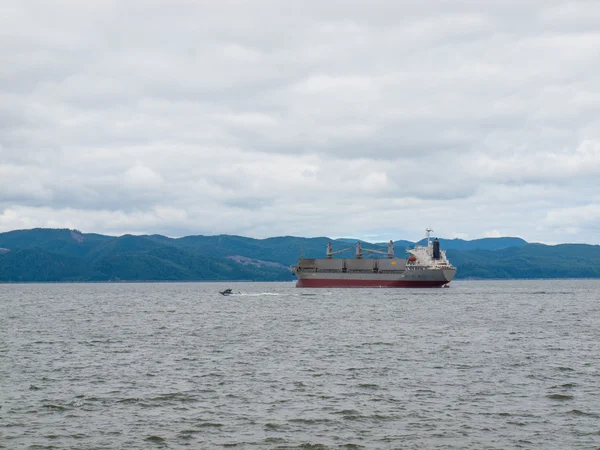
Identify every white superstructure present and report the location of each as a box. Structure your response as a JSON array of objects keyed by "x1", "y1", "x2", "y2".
[{"x1": 406, "y1": 228, "x2": 454, "y2": 270}]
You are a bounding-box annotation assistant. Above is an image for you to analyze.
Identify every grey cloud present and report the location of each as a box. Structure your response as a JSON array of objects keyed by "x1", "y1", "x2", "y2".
[{"x1": 1, "y1": 1, "x2": 600, "y2": 243}]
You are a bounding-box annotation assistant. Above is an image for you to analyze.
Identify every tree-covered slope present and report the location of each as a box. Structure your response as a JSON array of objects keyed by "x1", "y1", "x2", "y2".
[
  {"x1": 162, "y1": 234, "x2": 361, "y2": 266},
  {"x1": 1, "y1": 228, "x2": 599, "y2": 281},
  {"x1": 0, "y1": 248, "x2": 98, "y2": 282},
  {"x1": 0, "y1": 228, "x2": 111, "y2": 258},
  {"x1": 0, "y1": 229, "x2": 296, "y2": 282},
  {"x1": 448, "y1": 243, "x2": 600, "y2": 279}
]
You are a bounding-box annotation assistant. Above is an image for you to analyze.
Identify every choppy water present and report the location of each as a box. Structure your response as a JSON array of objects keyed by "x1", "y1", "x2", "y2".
[{"x1": 1, "y1": 280, "x2": 600, "y2": 449}]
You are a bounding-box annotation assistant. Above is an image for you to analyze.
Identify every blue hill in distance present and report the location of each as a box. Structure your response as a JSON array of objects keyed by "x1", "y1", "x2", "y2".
[{"x1": 0, "y1": 228, "x2": 599, "y2": 282}]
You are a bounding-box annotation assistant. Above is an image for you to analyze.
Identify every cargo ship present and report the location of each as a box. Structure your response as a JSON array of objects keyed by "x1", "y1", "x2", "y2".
[{"x1": 293, "y1": 229, "x2": 456, "y2": 288}]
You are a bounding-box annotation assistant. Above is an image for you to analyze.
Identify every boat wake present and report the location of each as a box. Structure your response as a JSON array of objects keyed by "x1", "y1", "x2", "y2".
[{"x1": 226, "y1": 292, "x2": 283, "y2": 297}]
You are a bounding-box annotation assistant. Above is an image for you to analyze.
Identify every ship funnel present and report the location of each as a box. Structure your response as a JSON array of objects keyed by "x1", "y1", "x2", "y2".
[{"x1": 433, "y1": 238, "x2": 440, "y2": 259}]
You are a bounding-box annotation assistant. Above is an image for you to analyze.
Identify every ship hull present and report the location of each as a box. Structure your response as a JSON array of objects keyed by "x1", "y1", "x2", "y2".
[
  {"x1": 296, "y1": 278, "x2": 448, "y2": 288},
  {"x1": 295, "y1": 268, "x2": 456, "y2": 288}
]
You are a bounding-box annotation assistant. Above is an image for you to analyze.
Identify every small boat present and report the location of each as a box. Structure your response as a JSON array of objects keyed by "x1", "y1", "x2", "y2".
[{"x1": 219, "y1": 288, "x2": 234, "y2": 296}]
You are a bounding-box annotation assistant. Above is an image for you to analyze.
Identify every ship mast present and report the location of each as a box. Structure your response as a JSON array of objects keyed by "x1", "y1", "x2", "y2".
[{"x1": 426, "y1": 228, "x2": 433, "y2": 247}]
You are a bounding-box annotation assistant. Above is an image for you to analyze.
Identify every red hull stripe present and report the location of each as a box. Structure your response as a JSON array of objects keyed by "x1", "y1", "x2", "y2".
[{"x1": 296, "y1": 278, "x2": 447, "y2": 288}]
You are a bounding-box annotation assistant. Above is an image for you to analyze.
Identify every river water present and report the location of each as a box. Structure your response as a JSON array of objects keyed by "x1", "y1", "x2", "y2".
[{"x1": 1, "y1": 280, "x2": 599, "y2": 449}]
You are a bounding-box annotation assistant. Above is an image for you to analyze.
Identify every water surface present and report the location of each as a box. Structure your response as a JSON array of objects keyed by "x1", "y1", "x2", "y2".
[{"x1": 1, "y1": 280, "x2": 600, "y2": 448}]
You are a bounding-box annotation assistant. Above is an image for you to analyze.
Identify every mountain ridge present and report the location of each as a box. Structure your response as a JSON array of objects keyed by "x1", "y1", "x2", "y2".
[{"x1": 1, "y1": 228, "x2": 599, "y2": 282}]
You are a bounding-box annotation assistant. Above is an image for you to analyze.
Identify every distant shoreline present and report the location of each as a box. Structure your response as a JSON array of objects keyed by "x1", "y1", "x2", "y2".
[
  {"x1": 3, "y1": 229, "x2": 600, "y2": 282},
  {"x1": 2, "y1": 278, "x2": 600, "y2": 285}
]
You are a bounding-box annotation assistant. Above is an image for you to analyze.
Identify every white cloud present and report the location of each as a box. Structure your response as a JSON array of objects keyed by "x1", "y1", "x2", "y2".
[
  {"x1": 545, "y1": 204, "x2": 600, "y2": 228},
  {"x1": 483, "y1": 230, "x2": 502, "y2": 238},
  {"x1": 123, "y1": 162, "x2": 164, "y2": 190}
]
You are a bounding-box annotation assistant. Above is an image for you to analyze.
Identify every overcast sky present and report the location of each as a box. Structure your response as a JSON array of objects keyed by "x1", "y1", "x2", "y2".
[{"x1": 1, "y1": 0, "x2": 599, "y2": 244}]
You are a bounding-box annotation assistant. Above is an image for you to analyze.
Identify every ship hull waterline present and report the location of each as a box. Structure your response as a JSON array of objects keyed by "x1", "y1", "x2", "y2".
[{"x1": 296, "y1": 278, "x2": 450, "y2": 288}]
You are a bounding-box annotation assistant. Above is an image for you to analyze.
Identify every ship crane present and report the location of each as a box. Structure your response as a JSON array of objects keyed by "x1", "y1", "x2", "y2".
[
  {"x1": 326, "y1": 240, "x2": 394, "y2": 259},
  {"x1": 326, "y1": 242, "x2": 354, "y2": 258}
]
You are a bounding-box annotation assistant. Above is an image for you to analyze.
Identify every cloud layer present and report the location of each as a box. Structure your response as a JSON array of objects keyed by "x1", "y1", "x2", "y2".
[{"x1": 1, "y1": 0, "x2": 600, "y2": 243}]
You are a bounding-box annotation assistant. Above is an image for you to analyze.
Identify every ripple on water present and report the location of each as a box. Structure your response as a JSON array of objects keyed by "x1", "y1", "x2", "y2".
[
  {"x1": 567, "y1": 409, "x2": 599, "y2": 417},
  {"x1": 550, "y1": 383, "x2": 577, "y2": 389},
  {"x1": 288, "y1": 418, "x2": 333, "y2": 425},
  {"x1": 197, "y1": 422, "x2": 224, "y2": 428},
  {"x1": 546, "y1": 394, "x2": 574, "y2": 400},
  {"x1": 2, "y1": 280, "x2": 600, "y2": 449},
  {"x1": 42, "y1": 404, "x2": 70, "y2": 411}
]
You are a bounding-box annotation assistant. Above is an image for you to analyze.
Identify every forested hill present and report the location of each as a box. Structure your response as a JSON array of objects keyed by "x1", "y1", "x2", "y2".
[{"x1": 0, "y1": 228, "x2": 599, "y2": 282}]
